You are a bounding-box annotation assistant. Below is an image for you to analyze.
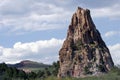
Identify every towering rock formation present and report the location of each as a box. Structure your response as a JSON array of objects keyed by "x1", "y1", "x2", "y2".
[{"x1": 58, "y1": 7, "x2": 114, "y2": 78}]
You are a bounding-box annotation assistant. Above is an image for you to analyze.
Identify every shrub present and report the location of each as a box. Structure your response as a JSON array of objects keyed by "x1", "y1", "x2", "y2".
[{"x1": 98, "y1": 65, "x2": 106, "y2": 72}]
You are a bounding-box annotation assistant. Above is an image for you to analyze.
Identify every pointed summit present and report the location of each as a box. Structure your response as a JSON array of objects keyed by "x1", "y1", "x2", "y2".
[
  {"x1": 58, "y1": 7, "x2": 114, "y2": 78},
  {"x1": 77, "y1": 6, "x2": 84, "y2": 10},
  {"x1": 76, "y1": 7, "x2": 90, "y2": 14}
]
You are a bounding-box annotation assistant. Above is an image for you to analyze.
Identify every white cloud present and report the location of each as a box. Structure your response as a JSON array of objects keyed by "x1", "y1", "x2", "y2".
[
  {"x1": 0, "y1": 39, "x2": 120, "y2": 65},
  {"x1": 104, "y1": 31, "x2": 120, "y2": 37},
  {"x1": 91, "y1": 4, "x2": 120, "y2": 18},
  {"x1": 0, "y1": 0, "x2": 120, "y2": 35},
  {"x1": 0, "y1": 0, "x2": 71, "y2": 34},
  {"x1": 108, "y1": 43, "x2": 120, "y2": 65},
  {"x1": 0, "y1": 38, "x2": 64, "y2": 64}
]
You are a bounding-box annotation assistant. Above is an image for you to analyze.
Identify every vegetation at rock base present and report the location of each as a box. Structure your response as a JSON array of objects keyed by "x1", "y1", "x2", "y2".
[
  {"x1": 0, "y1": 62, "x2": 120, "y2": 80},
  {"x1": 45, "y1": 66, "x2": 120, "y2": 80},
  {"x1": 0, "y1": 61, "x2": 59, "y2": 80}
]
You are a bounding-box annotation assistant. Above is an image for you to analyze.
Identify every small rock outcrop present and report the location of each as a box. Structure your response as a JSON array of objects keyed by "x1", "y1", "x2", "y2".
[{"x1": 58, "y1": 7, "x2": 114, "y2": 78}]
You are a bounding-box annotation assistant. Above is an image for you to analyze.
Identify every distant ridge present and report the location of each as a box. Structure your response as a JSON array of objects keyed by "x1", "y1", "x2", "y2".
[{"x1": 8, "y1": 60, "x2": 50, "y2": 68}]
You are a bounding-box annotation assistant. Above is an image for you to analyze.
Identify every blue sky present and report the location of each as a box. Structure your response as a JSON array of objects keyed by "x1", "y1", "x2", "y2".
[{"x1": 0, "y1": 0, "x2": 120, "y2": 65}]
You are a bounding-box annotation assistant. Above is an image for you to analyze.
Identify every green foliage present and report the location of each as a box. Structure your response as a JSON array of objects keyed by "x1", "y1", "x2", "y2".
[
  {"x1": 45, "y1": 72, "x2": 120, "y2": 80},
  {"x1": 44, "y1": 68, "x2": 51, "y2": 76},
  {"x1": 51, "y1": 61, "x2": 60, "y2": 76},
  {"x1": 98, "y1": 65, "x2": 106, "y2": 72},
  {"x1": 0, "y1": 63, "x2": 7, "y2": 72},
  {"x1": 110, "y1": 66, "x2": 120, "y2": 75},
  {"x1": 12, "y1": 68, "x2": 19, "y2": 78},
  {"x1": 18, "y1": 70, "x2": 27, "y2": 79},
  {"x1": 5, "y1": 67, "x2": 13, "y2": 77},
  {"x1": 28, "y1": 72, "x2": 37, "y2": 79},
  {"x1": 0, "y1": 61, "x2": 60, "y2": 80},
  {"x1": 0, "y1": 63, "x2": 28, "y2": 80},
  {"x1": 1, "y1": 62, "x2": 120, "y2": 80},
  {"x1": 37, "y1": 70, "x2": 45, "y2": 78},
  {"x1": 33, "y1": 61, "x2": 60, "y2": 79}
]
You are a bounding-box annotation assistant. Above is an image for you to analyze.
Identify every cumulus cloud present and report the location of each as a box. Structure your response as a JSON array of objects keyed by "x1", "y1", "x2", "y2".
[
  {"x1": 108, "y1": 44, "x2": 120, "y2": 65},
  {"x1": 0, "y1": 38, "x2": 120, "y2": 65},
  {"x1": 0, "y1": 38, "x2": 64, "y2": 64},
  {"x1": 104, "y1": 31, "x2": 120, "y2": 37}
]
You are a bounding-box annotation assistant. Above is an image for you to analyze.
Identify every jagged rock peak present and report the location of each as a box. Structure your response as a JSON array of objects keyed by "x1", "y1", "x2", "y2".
[
  {"x1": 58, "y1": 7, "x2": 114, "y2": 78},
  {"x1": 77, "y1": 7, "x2": 90, "y2": 14}
]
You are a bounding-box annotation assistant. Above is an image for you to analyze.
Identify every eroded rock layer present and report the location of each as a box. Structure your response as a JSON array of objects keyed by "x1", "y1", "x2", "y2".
[{"x1": 58, "y1": 7, "x2": 114, "y2": 78}]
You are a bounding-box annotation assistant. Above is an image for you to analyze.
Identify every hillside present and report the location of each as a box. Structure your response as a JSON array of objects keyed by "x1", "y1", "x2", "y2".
[{"x1": 8, "y1": 60, "x2": 50, "y2": 68}]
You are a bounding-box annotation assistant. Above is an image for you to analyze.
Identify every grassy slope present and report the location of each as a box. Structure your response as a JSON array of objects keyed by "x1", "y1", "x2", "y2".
[
  {"x1": 20, "y1": 67, "x2": 45, "y2": 73},
  {"x1": 1, "y1": 66, "x2": 119, "y2": 80},
  {"x1": 45, "y1": 71, "x2": 120, "y2": 80},
  {"x1": 45, "y1": 75, "x2": 120, "y2": 80},
  {"x1": 20, "y1": 70, "x2": 119, "y2": 80}
]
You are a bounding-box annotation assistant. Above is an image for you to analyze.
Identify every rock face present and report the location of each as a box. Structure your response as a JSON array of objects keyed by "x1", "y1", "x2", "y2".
[{"x1": 58, "y1": 7, "x2": 114, "y2": 78}]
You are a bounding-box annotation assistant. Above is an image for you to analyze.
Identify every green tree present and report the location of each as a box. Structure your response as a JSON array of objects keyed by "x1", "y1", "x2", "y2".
[
  {"x1": 51, "y1": 61, "x2": 60, "y2": 76},
  {"x1": 12, "y1": 68, "x2": 18, "y2": 78},
  {"x1": 37, "y1": 70, "x2": 45, "y2": 78},
  {"x1": 18, "y1": 70, "x2": 27, "y2": 79},
  {"x1": 44, "y1": 68, "x2": 51, "y2": 77},
  {"x1": 0, "y1": 63, "x2": 8, "y2": 72},
  {"x1": 28, "y1": 72, "x2": 37, "y2": 79},
  {"x1": 5, "y1": 67, "x2": 13, "y2": 77}
]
